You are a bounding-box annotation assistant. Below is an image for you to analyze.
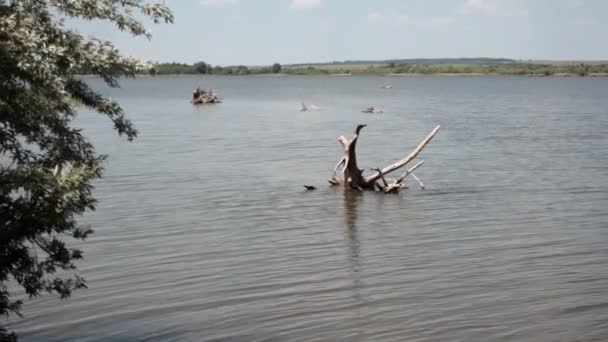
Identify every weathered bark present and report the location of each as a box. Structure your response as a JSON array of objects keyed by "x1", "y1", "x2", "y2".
[
  {"x1": 371, "y1": 167, "x2": 389, "y2": 191},
  {"x1": 344, "y1": 125, "x2": 367, "y2": 189},
  {"x1": 382, "y1": 160, "x2": 424, "y2": 193},
  {"x1": 329, "y1": 124, "x2": 440, "y2": 192},
  {"x1": 396, "y1": 160, "x2": 424, "y2": 183}
]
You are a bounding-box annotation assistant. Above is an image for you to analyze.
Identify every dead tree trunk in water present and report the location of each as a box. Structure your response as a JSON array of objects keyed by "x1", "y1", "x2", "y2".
[{"x1": 329, "y1": 124, "x2": 440, "y2": 193}]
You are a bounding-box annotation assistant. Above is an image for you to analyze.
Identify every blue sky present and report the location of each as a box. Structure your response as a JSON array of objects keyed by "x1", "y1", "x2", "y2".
[{"x1": 74, "y1": 0, "x2": 608, "y2": 65}]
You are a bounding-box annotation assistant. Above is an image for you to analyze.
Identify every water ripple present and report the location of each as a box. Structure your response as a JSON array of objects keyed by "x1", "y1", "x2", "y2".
[{"x1": 7, "y1": 76, "x2": 608, "y2": 342}]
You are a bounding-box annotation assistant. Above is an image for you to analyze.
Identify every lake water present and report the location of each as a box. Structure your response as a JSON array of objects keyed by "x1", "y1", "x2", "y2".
[{"x1": 7, "y1": 76, "x2": 608, "y2": 341}]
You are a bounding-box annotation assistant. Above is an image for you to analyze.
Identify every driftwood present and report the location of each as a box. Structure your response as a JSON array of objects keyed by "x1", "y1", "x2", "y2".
[
  {"x1": 329, "y1": 124, "x2": 440, "y2": 193},
  {"x1": 361, "y1": 106, "x2": 383, "y2": 114},
  {"x1": 192, "y1": 87, "x2": 222, "y2": 104}
]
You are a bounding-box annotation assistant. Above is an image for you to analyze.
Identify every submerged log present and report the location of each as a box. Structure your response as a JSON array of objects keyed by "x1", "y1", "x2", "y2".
[{"x1": 329, "y1": 124, "x2": 440, "y2": 193}]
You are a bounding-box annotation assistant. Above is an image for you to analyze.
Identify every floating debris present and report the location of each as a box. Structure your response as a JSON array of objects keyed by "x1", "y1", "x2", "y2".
[
  {"x1": 361, "y1": 106, "x2": 383, "y2": 114},
  {"x1": 300, "y1": 103, "x2": 320, "y2": 111},
  {"x1": 192, "y1": 87, "x2": 222, "y2": 104}
]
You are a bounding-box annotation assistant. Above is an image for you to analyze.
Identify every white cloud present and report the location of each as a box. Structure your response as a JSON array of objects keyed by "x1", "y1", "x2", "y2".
[
  {"x1": 367, "y1": 10, "x2": 452, "y2": 29},
  {"x1": 564, "y1": 0, "x2": 585, "y2": 9},
  {"x1": 457, "y1": 0, "x2": 528, "y2": 17},
  {"x1": 458, "y1": 0, "x2": 499, "y2": 15},
  {"x1": 200, "y1": 0, "x2": 237, "y2": 6},
  {"x1": 367, "y1": 10, "x2": 408, "y2": 28},
  {"x1": 367, "y1": 11, "x2": 383, "y2": 23},
  {"x1": 419, "y1": 16, "x2": 455, "y2": 28},
  {"x1": 289, "y1": 0, "x2": 321, "y2": 11}
]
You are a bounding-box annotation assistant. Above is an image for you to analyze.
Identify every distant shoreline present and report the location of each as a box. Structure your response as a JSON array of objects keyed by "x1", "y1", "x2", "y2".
[
  {"x1": 146, "y1": 58, "x2": 608, "y2": 77},
  {"x1": 121, "y1": 72, "x2": 608, "y2": 77}
]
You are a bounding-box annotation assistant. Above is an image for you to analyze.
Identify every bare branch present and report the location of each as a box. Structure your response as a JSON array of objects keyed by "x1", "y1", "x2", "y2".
[
  {"x1": 411, "y1": 174, "x2": 425, "y2": 189},
  {"x1": 365, "y1": 125, "x2": 440, "y2": 184}
]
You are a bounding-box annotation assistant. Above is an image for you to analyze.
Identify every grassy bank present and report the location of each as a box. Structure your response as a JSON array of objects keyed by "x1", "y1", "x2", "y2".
[{"x1": 147, "y1": 59, "x2": 608, "y2": 77}]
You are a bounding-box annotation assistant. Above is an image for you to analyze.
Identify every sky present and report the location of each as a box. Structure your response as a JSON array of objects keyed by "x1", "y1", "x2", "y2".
[{"x1": 73, "y1": 0, "x2": 608, "y2": 65}]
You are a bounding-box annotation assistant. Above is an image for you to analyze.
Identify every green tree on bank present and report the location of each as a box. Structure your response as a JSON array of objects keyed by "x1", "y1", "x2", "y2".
[
  {"x1": 272, "y1": 63, "x2": 282, "y2": 73},
  {"x1": 0, "y1": 1, "x2": 173, "y2": 340},
  {"x1": 194, "y1": 61, "x2": 212, "y2": 74}
]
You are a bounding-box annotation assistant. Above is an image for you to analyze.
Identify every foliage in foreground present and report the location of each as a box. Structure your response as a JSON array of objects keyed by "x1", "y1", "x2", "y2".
[{"x1": 0, "y1": 0, "x2": 172, "y2": 339}]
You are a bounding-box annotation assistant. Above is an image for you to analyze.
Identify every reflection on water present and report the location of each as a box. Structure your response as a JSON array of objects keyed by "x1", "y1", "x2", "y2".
[
  {"x1": 342, "y1": 189, "x2": 366, "y2": 342},
  {"x1": 6, "y1": 76, "x2": 608, "y2": 342},
  {"x1": 344, "y1": 189, "x2": 362, "y2": 242},
  {"x1": 343, "y1": 188, "x2": 362, "y2": 285}
]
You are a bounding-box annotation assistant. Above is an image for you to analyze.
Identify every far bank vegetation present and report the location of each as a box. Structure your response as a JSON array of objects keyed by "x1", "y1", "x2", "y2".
[{"x1": 148, "y1": 58, "x2": 608, "y2": 77}]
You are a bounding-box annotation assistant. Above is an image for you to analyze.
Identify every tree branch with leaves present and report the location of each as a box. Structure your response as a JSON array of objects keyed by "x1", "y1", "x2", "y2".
[{"x1": 0, "y1": 1, "x2": 173, "y2": 339}]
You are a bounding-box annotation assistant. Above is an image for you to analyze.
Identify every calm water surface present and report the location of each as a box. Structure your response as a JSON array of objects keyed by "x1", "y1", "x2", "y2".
[{"x1": 7, "y1": 76, "x2": 608, "y2": 341}]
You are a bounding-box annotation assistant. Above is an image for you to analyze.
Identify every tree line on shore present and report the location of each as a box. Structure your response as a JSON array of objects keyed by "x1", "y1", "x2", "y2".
[
  {"x1": 148, "y1": 61, "x2": 608, "y2": 76},
  {"x1": 150, "y1": 61, "x2": 283, "y2": 75}
]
